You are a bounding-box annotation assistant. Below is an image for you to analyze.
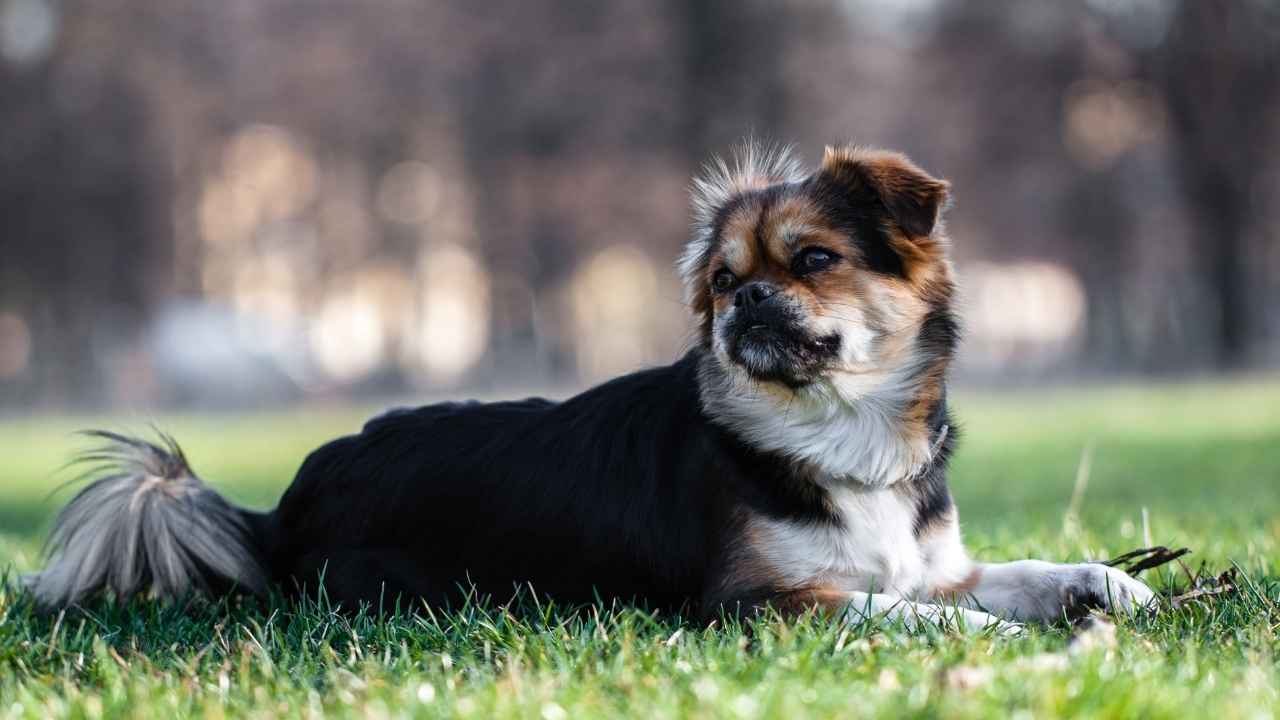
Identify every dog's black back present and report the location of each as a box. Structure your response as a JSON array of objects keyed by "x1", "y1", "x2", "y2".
[{"x1": 260, "y1": 350, "x2": 824, "y2": 614}]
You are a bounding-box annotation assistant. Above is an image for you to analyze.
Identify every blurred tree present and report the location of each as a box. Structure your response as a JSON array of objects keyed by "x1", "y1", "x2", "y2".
[
  {"x1": 674, "y1": 0, "x2": 791, "y2": 159},
  {"x1": 1138, "y1": 0, "x2": 1280, "y2": 369},
  {"x1": 925, "y1": 2, "x2": 1144, "y2": 372},
  {"x1": 0, "y1": 10, "x2": 171, "y2": 407}
]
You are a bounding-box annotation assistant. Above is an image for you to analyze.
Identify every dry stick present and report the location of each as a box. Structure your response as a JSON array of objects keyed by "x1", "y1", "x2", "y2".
[
  {"x1": 1170, "y1": 568, "x2": 1238, "y2": 608},
  {"x1": 1103, "y1": 546, "x2": 1192, "y2": 575},
  {"x1": 1175, "y1": 557, "x2": 1199, "y2": 587},
  {"x1": 1103, "y1": 550, "x2": 1243, "y2": 610}
]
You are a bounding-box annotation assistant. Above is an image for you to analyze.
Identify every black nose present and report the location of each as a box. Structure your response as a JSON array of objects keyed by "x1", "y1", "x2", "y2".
[{"x1": 735, "y1": 282, "x2": 779, "y2": 309}]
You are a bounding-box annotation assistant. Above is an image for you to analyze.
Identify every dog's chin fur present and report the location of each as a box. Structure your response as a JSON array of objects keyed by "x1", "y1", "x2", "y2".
[
  {"x1": 699, "y1": 350, "x2": 936, "y2": 489},
  {"x1": 706, "y1": 304, "x2": 935, "y2": 488}
]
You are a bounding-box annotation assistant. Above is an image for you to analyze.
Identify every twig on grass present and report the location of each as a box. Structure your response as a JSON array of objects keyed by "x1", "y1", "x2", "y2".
[
  {"x1": 1170, "y1": 567, "x2": 1237, "y2": 609},
  {"x1": 1104, "y1": 546, "x2": 1242, "y2": 611},
  {"x1": 1103, "y1": 546, "x2": 1191, "y2": 575}
]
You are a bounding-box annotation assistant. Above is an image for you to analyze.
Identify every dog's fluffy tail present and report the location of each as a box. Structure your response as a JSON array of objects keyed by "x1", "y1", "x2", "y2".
[{"x1": 24, "y1": 431, "x2": 270, "y2": 609}]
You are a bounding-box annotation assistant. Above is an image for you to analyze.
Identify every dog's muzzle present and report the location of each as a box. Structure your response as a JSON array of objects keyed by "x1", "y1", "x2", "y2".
[{"x1": 724, "y1": 283, "x2": 840, "y2": 387}]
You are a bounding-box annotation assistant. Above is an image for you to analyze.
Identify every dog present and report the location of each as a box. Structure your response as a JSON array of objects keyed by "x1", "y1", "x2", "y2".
[{"x1": 26, "y1": 143, "x2": 1154, "y2": 631}]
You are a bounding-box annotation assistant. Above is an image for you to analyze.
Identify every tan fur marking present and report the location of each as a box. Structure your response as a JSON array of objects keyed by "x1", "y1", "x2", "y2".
[
  {"x1": 821, "y1": 144, "x2": 951, "y2": 252},
  {"x1": 770, "y1": 586, "x2": 856, "y2": 615},
  {"x1": 933, "y1": 566, "x2": 983, "y2": 597},
  {"x1": 718, "y1": 519, "x2": 784, "y2": 597},
  {"x1": 761, "y1": 196, "x2": 824, "y2": 254},
  {"x1": 715, "y1": 206, "x2": 762, "y2": 275}
]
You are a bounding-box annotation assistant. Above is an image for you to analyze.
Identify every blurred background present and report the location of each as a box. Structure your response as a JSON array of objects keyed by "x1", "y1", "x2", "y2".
[{"x1": 1, "y1": 0, "x2": 1278, "y2": 411}]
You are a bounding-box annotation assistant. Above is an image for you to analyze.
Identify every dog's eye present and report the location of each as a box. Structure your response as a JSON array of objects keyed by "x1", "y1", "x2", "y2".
[
  {"x1": 712, "y1": 268, "x2": 738, "y2": 292},
  {"x1": 794, "y1": 247, "x2": 838, "y2": 274}
]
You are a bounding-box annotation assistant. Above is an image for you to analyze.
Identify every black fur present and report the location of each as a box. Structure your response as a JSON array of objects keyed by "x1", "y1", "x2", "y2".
[
  {"x1": 245, "y1": 349, "x2": 879, "y2": 617},
  {"x1": 807, "y1": 173, "x2": 908, "y2": 278},
  {"x1": 909, "y1": 395, "x2": 957, "y2": 536}
]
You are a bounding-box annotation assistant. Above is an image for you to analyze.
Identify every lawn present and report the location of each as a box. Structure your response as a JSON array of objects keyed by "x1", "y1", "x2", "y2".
[{"x1": 0, "y1": 379, "x2": 1278, "y2": 718}]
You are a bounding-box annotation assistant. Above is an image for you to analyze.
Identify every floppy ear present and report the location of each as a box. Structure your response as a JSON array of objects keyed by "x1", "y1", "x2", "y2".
[{"x1": 819, "y1": 146, "x2": 950, "y2": 238}]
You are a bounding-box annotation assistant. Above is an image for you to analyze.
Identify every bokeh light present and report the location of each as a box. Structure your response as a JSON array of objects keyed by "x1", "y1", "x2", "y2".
[
  {"x1": 406, "y1": 244, "x2": 491, "y2": 383},
  {"x1": 963, "y1": 262, "x2": 1088, "y2": 368},
  {"x1": 0, "y1": 0, "x2": 57, "y2": 66},
  {"x1": 0, "y1": 311, "x2": 31, "y2": 379}
]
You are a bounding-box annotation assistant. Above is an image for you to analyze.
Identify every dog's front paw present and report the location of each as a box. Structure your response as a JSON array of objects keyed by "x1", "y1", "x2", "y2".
[{"x1": 1062, "y1": 564, "x2": 1156, "y2": 617}]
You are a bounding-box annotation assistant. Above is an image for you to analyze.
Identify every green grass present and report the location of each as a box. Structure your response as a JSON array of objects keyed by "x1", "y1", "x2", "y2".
[{"x1": 1, "y1": 379, "x2": 1278, "y2": 718}]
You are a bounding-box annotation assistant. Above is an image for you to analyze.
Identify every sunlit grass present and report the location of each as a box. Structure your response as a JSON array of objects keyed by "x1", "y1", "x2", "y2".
[{"x1": 0, "y1": 377, "x2": 1278, "y2": 718}]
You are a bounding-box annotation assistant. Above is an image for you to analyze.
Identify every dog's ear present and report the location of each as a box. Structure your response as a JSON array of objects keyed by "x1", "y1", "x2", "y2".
[{"x1": 819, "y1": 146, "x2": 950, "y2": 238}]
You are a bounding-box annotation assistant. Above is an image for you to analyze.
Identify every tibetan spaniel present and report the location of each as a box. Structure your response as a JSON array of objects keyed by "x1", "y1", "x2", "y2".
[{"x1": 27, "y1": 143, "x2": 1154, "y2": 631}]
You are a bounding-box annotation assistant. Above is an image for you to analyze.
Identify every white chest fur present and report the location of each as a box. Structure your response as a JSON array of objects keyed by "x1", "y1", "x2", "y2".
[
  {"x1": 698, "y1": 359, "x2": 935, "y2": 488},
  {"x1": 752, "y1": 486, "x2": 928, "y2": 596}
]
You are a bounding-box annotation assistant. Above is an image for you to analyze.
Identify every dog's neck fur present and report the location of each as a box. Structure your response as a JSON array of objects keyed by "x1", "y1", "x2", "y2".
[{"x1": 697, "y1": 352, "x2": 941, "y2": 489}]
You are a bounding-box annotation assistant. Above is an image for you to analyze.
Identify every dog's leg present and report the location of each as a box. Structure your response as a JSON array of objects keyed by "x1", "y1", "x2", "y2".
[
  {"x1": 947, "y1": 560, "x2": 1156, "y2": 623},
  {"x1": 714, "y1": 516, "x2": 1148, "y2": 631},
  {"x1": 730, "y1": 587, "x2": 1020, "y2": 634},
  {"x1": 922, "y1": 512, "x2": 1156, "y2": 623}
]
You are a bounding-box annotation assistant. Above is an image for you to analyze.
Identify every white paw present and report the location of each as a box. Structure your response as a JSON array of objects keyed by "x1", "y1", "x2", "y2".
[{"x1": 1063, "y1": 564, "x2": 1156, "y2": 616}]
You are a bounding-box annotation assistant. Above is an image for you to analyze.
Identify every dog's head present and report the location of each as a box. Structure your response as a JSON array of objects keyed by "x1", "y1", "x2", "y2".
[{"x1": 681, "y1": 143, "x2": 958, "y2": 484}]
